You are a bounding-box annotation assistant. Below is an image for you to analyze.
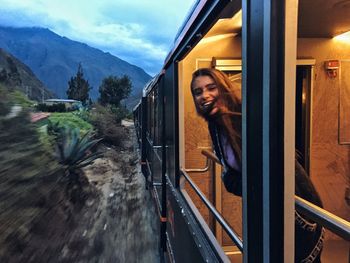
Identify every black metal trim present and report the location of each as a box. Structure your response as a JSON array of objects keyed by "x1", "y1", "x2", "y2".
[
  {"x1": 173, "y1": 62, "x2": 180, "y2": 189},
  {"x1": 141, "y1": 97, "x2": 147, "y2": 176},
  {"x1": 161, "y1": 75, "x2": 167, "y2": 252},
  {"x1": 166, "y1": 0, "x2": 234, "y2": 67},
  {"x1": 181, "y1": 169, "x2": 243, "y2": 251},
  {"x1": 242, "y1": 0, "x2": 286, "y2": 262},
  {"x1": 242, "y1": 1, "x2": 264, "y2": 261}
]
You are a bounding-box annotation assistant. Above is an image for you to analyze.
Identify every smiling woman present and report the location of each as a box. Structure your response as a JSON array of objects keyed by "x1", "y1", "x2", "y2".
[{"x1": 191, "y1": 75, "x2": 219, "y2": 116}]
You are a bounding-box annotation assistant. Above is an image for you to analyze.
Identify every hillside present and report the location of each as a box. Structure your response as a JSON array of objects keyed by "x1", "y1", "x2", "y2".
[
  {"x1": 0, "y1": 26, "x2": 151, "y2": 107},
  {"x1": 0, "y1": 48, "x2": 53, "y2": 101}
]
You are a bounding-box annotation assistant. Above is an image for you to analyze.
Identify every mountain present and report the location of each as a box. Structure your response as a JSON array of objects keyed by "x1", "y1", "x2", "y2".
[
  {"x1": 0, "y1": 26, "x2": 151, "y2": 108},
  {"x1": 0, "y1": 48, "x2": 54, "y2": 101}
]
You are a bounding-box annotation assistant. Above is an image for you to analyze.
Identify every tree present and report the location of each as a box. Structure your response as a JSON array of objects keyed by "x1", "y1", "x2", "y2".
[
  {"x1": 98, "y1": 75, "x2": 132, "y2": 107},
  {"x1": 66, "y1": 63, "x2": 91, "y2": 105}
]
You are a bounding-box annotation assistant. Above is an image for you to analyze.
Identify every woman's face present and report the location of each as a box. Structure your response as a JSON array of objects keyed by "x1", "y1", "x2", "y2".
[{"x1": 192, "y1": 75, "x2": 220, "y2": 117}]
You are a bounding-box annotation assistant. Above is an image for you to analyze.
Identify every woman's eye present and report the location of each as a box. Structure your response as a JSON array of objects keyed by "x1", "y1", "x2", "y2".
[
  {"x1": 193, "y1": 89, "x2": 202, "y2": 96},
  {"x1": 208, "y1": 84, "x2": 217, "y2": 90}
]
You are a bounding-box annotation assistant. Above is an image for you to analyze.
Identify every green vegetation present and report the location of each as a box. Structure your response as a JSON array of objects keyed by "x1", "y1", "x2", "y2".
[
  {"x1": 48, "y1": 112, "x2": 93, "y2": 134},
  {"x1": 72, "y1": 108, "x2": 90, "y2": 122}
]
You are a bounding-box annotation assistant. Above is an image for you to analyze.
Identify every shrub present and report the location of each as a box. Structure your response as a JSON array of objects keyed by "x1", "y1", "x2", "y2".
[
  {"x1": 110, "y1": 105, "x2": 129, "y2": 124},
  {"x1": 90, "y1": 103, "x2": 126, "y2": 146},
  {"x1": 53, "y1": 125, "x2": 102, "y2": 175}
]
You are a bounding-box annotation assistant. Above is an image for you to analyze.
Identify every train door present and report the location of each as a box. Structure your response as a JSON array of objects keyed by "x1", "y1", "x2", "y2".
[{"x1": 295, "y1": 64, "x2": 313, "y2": 174}]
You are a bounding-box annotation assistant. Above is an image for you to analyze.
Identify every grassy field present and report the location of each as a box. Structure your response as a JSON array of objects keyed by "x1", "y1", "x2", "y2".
[{"x1": 48, "y1": 112, "x2": 94, "y2": 134}]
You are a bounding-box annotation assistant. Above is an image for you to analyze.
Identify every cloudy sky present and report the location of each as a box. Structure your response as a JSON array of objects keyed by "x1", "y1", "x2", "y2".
[{"x1": 0, "y1": 0, "x2": 196, "y2": 76}]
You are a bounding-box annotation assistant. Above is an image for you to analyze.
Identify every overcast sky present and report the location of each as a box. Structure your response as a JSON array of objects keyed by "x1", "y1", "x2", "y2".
[{"x1": 0, "y1": 0, "x2": 196, "y2": 76}]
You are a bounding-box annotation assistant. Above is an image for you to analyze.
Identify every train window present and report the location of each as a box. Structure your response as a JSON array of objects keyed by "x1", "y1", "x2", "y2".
[{"x1": 177, "y1": 5, "x2": 243, "y2": 259}]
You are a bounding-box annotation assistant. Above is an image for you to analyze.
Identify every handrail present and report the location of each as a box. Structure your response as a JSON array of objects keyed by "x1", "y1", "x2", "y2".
[
  {"x1": 295, "y1": 196, "x2": 350, "y2": 241},
  {"x1": 181, "y1": 168, "x2": 244, "y2": 251},
  {"x1": 201, "y1": 149, "x2": 350, "y2": 241},
  {"x1": 184, "y1": 147, "x2": 213, "y2": 173},
  {"x1": 184, "y1": 156, "x2": 210, "y2": 173},
  {"x1": 201, "y1": 150, "x2": 220, "y2": 164}
]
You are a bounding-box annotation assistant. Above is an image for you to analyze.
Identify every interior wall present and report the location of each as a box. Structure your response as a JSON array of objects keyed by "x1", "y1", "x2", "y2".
[
  {"x1": 297, "y1": 38, "x2": 350, "y2": 226},
  {"x1": 180, "y1": 36, "x2": 243, "y2": 244}
]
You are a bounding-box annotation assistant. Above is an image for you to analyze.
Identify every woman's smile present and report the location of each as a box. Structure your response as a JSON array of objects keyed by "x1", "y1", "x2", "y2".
[{"x1": 192, "y1": 75, "x2": 220, "y2": 117}]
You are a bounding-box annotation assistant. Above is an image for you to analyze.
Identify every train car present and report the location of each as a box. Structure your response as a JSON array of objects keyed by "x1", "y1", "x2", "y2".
[{"x1": 134, "y1": 1, "x2": 350, "y2": 262}]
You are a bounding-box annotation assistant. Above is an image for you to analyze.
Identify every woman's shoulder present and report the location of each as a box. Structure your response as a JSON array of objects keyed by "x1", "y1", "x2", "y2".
[{"x1": 295, "y1": 159, "x2": 323, "y2": 207}]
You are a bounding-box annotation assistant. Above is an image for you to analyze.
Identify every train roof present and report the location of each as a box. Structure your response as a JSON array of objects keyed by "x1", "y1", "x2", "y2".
[
  {"x1": 142, "y1": 71, "x2": 164, "y2": 97},
  {"x1": 132, "y1": 100, "x2": 141, "y2": 112},
  {"x1": 161, "y1": 0, "x2": 350, "y2": 72}
]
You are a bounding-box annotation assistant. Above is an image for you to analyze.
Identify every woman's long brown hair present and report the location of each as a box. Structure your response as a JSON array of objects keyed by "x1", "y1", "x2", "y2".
[{"x1": 191, "y1": 68, "x2": 242, "y2": 165}]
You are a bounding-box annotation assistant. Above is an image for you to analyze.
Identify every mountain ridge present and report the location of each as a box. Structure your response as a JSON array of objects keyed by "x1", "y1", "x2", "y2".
[
  {"x1": 0, "y1": 26, "x2": 151, "y2": 108},
  {"x1": 0, "y1": 48, "x2": 54, "y2": 101}
]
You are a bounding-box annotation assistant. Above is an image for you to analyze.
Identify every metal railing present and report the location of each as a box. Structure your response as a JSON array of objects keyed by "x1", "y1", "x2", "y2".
[
  {"x1": 184, "y1": 157, "x2": 210, "y2": 173},
  {"x1": 184, "y1": 147, "x2": 213, "y2": 173},
  {"x1": 295, "y1": 196, "x2": 350, "y2": 241},
  {"x1": 200, "y1": 149, "x2": 350, "y2": 242},
  {"x1": 181, "y1": 168, "x2": 244, "y2": 251}
]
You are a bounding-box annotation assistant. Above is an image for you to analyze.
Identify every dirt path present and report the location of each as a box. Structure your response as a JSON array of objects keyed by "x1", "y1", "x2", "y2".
[{"x1": 62, "y1": 126, "x2": 160, "y2": 263}]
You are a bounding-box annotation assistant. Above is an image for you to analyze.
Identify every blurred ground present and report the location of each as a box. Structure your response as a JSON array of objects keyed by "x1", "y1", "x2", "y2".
[
  {"x1": 0, "y1": 121, "x2": 160, "y2": 263},
  {"x1": 67, "y1": 125, "x2": 160, "y2": 263}
]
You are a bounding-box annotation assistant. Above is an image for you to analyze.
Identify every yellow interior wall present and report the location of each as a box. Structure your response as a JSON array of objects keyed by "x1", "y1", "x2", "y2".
[{"x1": 297, "y1": 38, "x2": 350, "y2": 228}]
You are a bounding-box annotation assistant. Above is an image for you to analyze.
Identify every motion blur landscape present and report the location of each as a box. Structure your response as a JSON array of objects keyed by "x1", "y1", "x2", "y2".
[{"x1": 0, "y1": 1, "x2": 194, "y2": 261}]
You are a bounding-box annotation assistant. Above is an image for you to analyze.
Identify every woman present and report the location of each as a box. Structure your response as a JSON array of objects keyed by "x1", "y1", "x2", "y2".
[{"x1": 190, "y1": 68, "x2": 324, "y2": 263}]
